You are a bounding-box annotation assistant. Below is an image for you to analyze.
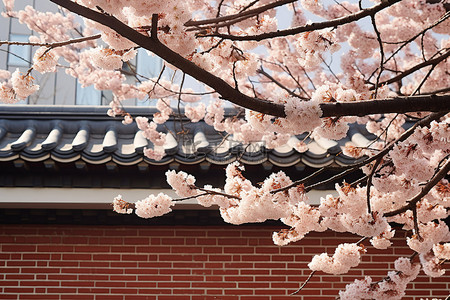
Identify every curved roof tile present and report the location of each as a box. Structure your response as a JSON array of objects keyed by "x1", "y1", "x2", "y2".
[{"x1": 0, "y1": 105, "x2": 378, "y2": 169}]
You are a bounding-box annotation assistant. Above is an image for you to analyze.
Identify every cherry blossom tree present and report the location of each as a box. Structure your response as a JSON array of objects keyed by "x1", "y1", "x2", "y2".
[{"x1": 1, "y1": 0, "x2": 450, "y2": 298}]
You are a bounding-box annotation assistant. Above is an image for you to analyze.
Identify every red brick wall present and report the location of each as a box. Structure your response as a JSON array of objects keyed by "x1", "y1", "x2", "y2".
[{"x1": 0, "y1": 224, "x2": 449, "y2": 300}]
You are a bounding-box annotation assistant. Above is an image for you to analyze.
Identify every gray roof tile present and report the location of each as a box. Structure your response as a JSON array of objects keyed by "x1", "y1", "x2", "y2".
[{"x1": 0, "y1": 105, "x2": 378, "y2": 169}]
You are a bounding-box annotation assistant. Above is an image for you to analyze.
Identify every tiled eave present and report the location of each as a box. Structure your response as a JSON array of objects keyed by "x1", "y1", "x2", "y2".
[{"x1": 0, "y1": 105, "x2": 374, "y2": 169}]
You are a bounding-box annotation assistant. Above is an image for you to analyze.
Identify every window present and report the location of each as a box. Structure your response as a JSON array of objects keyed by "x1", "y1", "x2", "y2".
[
  {"x1": 8, "y1": 34, "x2": 31, "y2": 67},
  {"x1": 75, "y1": 81, "x2": 101, "y2": 105}
]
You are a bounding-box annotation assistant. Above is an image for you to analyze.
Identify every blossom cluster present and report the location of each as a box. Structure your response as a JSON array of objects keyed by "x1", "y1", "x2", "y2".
[{"x1": 339, "y1": 257, "x2": 421, "y2": 300}]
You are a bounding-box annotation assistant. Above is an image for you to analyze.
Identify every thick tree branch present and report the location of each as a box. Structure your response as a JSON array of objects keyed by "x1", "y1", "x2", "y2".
[
  {"x1": 50, "y1": 0, "x2": 450, "y2": 119},
  {"x1": 201, "y1": 0, "x2": 401, "y2": 41},
  {"x1": 319, "y1": 94, "x2": 450, "y2": 118}
]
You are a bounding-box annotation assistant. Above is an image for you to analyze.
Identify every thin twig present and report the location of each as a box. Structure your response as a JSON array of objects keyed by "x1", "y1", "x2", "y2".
[
  {"x1": 366, "y1": 157, "x2": 382, "y2": 214},
  {"x1": 291, "y1": 270, "x2": 316, "y2": 295},
  {"x1": 0, "y1": 34, "x2": 100, "y2": 48}
]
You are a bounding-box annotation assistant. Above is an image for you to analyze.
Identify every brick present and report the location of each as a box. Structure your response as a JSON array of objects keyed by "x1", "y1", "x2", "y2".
[
  {"x1": 6, "y1": 261, "x2": 35, "y2": 267},
  {"x1": 110, "y1": 275, "x2": 137, "y2": 281},
  {"x1": 21, "y1": 268, "x2": 60, "y2": 274},
  {"x1": 224, "y1": 276, "x2": 254, "y2": 282},
  {"x1": 92, "y1": 254, "x2": 120, "y2": 261},
  {"x1": 242, "y1": 255, "x2": 270, "y2": 262},
  {"x1": 5, "y1": 275, "x2": 34, "y2": 280},
  {"x1": 175, "y1": 230, "x2": 206, "y2": 237},
  {"x1": 224, "y1": 289, "x2": 254, "y2": 295},
  {"x1": 4, "y1": 287, "x2": 34, "y2": 293},
  {"x1": 110, "y1": 246, "x2": 136, "y2": 253},
  {"x1": 95, "y1": 295, "x2": 124, "y2": 300},
  {"x1": 171, "y1": 246, "x2": 203, "y2": 254},
  {"x1": 157, "y1": 282, "x2": 190, "y2": 288},
  {"x1": 20, "y1": 281, "x2": 60, "y2": 287},
  {"x1": 78, "y1": 275, "x2": 109, "y2": 281},
  {"x1": 208, "y1": 255, "x2": 232, "y2": 261},
  {"x1": 159, "y1": 269, "x2": 190, "y2": 275},
  {"x1": 61, "y1": 281, "x2": 95, "y2": 287},
  {"x1": 95, "y1": 281, "x2": 126, "y2": 288},
  {"x1": 161, "y1": 238, "x2": 185, "y2": 245},
  {"x1": 46, "y1": 288, "x2": 77, "y2": 294},
  {"x1": 79, "y1": 261, "x2": 109, "y2": 268},
  {"x1": 138, "y1": 229, "x2": 175, "y2": 237},
  {"x1": 37, "y1": 245, "x2": 73, "y2": 252},
  {"x1": 0, "y1": 281, "x2": 18, "y2": 287},
  {"x1": 125, "y1": 268, "x2": 158, "y2": 275},
  {"x1": 48, "y1": 261, "x2": 78, "y2": 267},
  {"x1": 137, "y1": 275, "x2": 171, "y2": 281},
  {"x1": 110, "y1": 288, "x2": 139, "y2": 294},
  {"x1": 159, "y1": 254, "x2": 192, "y2": 261},
  {"x1": 212, "y1": 269, "x2": 239, "y2": 276},
  {"x1": 47, "y1": 274, "x2": 77, "y2": 280},
  {"x1": 192, "y1": 282, "x2": 235, "y2": 288},
  {"x1": 96, "y1": 237, "x2": 125, "y2": 245},
  {"x1": 196, "y1": 238, "x2": 217, "y2": 245},
  {"x1": 61, "y1": 295, "x2": 94, "y2": 300},
  {"x1": 255, "y1": 247, "x2": 280, "y2": 254},
  {"x1": 126, "y1": 282, "x2": 157, "y2": 288},
  {"x1": 239, "y1": 282, "x2": 270, "y2": 289},
  {"x1": 61, "y1": 237, "x2": 89, "y2": 244},
  {"x1": 173, "y1": 275, "x2": 204, "y2": 282},
  {"x1": 77, "y1": 288, "x2": 110, "y2": 294},
  {"x1": 241, "y1": 269, "x2": 269, "y2": 275},
  {"x1": 125, "y1": 296, "x2": 156, "y2": 300},
  {"x1": 137, "y1": 288, "x2": 173, "y2": 295},
  {"x1": 111, "y1": 261, "x2": 138, "y2": 268},
  {"x1": 62, "y1": 253, "x2": 92, "y2": 260},
  {"x1": 172, "y1": 262, "x2": 204, "y2": 268},
  {"x1": 218, "y1": 238, "x2": 247, "y2": 245},
  {"x1": 136, "y1": 246, "x2": 170, "y2": 253},
  {"x1": 2, "y1": 245, "x2": 36, "y2": 252},
  {"x1": 121, "y1": 254, "x2": 150, "y2": 261}
]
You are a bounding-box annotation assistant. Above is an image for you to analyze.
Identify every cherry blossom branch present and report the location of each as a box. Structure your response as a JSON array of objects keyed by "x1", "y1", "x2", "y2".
[
  {"x1": 272, "y1": 111, "x2": 447, "y2": 194},
  {"x1": 200, "y1": 0, "x2": 401, "y2": 41},
  {"x1": 374, "y1": 10, "x2": 450, "y2": 75},
  {"x1": 49, "y1": 0, "x2": 450, "y2": 118},
  {"x1": 257, "y1": 68, "x2": 306, "y2": 99},
  {"x1": 0, "y1": 34, "x2": 100, "y2": 48},
  {"x1": 384, "y1": 158, "x2": 450, "y2": 218},
  {"x1": 378, "y1": 48, "x2": 450, "y2": 87},
  {"x1": 290, "y1": 270, "x2": 316, "y2": 295},
  {"x1": 184, "y1": 0, "x2": 295, "y2": 27},
  {"x1": 194, "y1": 186, "x2": 241, "y2": 200},
  {"x1": 151, "y1": 13, "x2": 159, "y2": 39},
  {"x1": 370, "y1": 14, "x2": 384, "y2": 98},
  {"x1": 366, "y1": 157, "x2": 382, "y2": 214},
  {"x1": 319, "y1": 94, "x2": 450, "y2": 118}
]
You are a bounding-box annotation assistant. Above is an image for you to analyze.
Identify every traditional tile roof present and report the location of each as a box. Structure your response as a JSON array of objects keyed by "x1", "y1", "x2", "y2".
[{"x1": 0, "y1": 105, "x2": 373, "y2": 169}]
